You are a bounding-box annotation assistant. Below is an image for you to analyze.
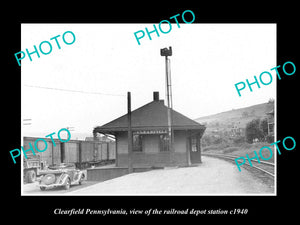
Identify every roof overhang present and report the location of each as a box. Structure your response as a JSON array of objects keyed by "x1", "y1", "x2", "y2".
[{"x1": 94, "y1": 125, "x2": 206, "y2": 136}]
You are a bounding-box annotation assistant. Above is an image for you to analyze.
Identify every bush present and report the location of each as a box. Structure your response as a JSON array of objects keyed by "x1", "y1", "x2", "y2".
[
  {"x1": 202, "y1": 134, "x2": 229, "y2": 147},
  {"x1": 245, "y1": 119, "x2": 264, "y2": 143},
  {"x1": 202, "y1": 135, "x2": 212, "y2": 147},
  {"x1": 212, "y1": 136, "x2": 223, "y2": 145},
  {"x1": 233, "y1": 136, "x2": 245, "y2": 144},
  {"x1": 266, "y1": 134, "x2": 274, "y2": 143}
]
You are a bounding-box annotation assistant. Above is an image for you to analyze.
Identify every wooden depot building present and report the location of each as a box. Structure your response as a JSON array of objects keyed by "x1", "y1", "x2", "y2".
[{"x1": 93, "y1": 92, "x2": 206, "y2": 168}]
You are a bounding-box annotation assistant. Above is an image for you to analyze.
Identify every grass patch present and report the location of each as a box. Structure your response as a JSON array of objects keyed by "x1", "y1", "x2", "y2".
[
  {"x1": 222, "y1": 147, "x2": 239, "y2": 154},
  {"x1": 202, "y1": 142, "x2": 275, "y2": 163}
]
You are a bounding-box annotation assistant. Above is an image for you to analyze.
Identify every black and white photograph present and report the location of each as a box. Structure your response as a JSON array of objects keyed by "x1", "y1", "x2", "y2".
[
  {"x1": 4, "y1": 5, "x2": 298, "y2": 220},
  {"x1": 20, "y1": 23, "x2": 277, "y2": 196}
]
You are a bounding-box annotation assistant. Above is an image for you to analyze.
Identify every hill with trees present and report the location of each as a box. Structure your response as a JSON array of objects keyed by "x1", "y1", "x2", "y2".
[{"x1": 195, "y1": 99, "x2": 274, "y2": 154}]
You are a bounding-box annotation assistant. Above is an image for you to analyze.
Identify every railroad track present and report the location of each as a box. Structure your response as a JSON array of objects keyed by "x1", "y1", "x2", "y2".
[{"x1": 202, "y1": 153, "x2": 275, "y2": 180}]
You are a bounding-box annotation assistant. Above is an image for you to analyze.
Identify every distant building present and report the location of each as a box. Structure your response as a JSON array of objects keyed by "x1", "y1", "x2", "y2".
[
  {"x1": 230, "y1": 122, "x2": 244, "y2": 137},
  {"x1": 93, "y1": 92, "x2": 206, "y2": 167},
  {"x1": 266, "y1": 109, "x2": 274, "y2": 135}
]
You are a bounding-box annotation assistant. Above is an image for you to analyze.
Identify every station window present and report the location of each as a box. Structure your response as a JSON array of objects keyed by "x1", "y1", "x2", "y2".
[
  {"x1": 159, "y1": 134, "x2": 170, "y2": 152},
  {"x1": 133, "y1": 134, "x2": 143, "y2": 152},
  {"x1": 191, "y1": 137, "x2": 198, "y2": 152}
]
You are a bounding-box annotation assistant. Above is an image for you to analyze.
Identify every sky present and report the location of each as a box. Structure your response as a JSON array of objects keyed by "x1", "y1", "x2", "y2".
[{"x1": 21, "y1": 23, "x2": 276, "y2": 139}]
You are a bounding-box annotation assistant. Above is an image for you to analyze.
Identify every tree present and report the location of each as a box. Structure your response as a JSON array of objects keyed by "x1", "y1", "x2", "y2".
[
  {"x1": 202, "y1": 135, "x2": 212, "y2": 147},
  {"x1": 259, "y1": 118, "x2": 268, "y2": 137},
  {"x1": 245, "y1": 119, "x2": 264, "y2": 143}
]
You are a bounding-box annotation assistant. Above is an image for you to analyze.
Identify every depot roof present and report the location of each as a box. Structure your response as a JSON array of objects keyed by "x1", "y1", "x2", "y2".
[{"x1": 93, "y1": 96, "x2": 206, "y2": 135}]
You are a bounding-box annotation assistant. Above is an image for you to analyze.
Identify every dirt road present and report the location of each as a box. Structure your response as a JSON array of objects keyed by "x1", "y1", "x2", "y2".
[{"x1": 68, "y1": 156, "x2": 275, "y2": 195}]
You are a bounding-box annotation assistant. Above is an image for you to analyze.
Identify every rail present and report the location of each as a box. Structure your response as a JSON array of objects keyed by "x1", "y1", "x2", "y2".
[{"x1": 202, "y1": 152, "x2": 275, "y2": 179}]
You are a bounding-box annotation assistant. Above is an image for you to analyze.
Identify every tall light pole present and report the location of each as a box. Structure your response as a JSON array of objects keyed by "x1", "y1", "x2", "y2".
[
  {"x1": 160, "y1": 47, "x2": 174, "y2": 155},
  {"x1": 127, "y1": 92, "x2": 133, "y2": 173}
]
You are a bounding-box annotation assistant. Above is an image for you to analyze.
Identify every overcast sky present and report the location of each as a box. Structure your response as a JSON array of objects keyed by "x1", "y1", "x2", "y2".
[{"x1": 21, "y1": 23, "x2": 276, "y2": 139}]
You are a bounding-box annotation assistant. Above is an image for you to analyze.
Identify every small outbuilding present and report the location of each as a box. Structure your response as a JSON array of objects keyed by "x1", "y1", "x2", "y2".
[{"x1": 93, "y1": 92, "x2": 206, "y2": 168}]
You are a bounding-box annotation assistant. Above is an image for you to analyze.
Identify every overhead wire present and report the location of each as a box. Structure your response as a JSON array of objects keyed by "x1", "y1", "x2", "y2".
[{"x1": 23, "y1": 84, "x2": 126, "y2": 97}]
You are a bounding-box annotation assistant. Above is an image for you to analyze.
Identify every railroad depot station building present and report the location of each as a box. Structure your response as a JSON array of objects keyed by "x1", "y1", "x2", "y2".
[{"x1": 93, "y1": 92, "x2": 206, "y2": 168}]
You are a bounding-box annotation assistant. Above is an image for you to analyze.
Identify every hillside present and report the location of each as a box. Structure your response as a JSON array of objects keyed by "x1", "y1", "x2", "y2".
[{"x1": 195, "y1": 101, "x2": 274, "y2": 133}]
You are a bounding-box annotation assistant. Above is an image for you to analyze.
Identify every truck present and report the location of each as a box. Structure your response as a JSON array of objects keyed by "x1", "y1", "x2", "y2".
[{"x1": 23, "y1": 155, "x2": 47, "y2": 183}]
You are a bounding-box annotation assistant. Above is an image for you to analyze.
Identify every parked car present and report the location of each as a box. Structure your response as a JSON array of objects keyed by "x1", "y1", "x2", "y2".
[{"x1": 39, "y1": 163, "x2": 85, "y2": 191}]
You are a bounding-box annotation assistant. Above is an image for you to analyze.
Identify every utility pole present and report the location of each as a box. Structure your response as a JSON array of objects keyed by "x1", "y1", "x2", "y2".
[
  {"x1": 160, "y1": 47, "x2": 174, "y2": 156},
  {"x1": 127, "y1": 92, "x2": 133, "y2": 173}
]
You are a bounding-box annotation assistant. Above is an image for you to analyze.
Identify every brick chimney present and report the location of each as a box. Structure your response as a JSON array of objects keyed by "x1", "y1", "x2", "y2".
[{"x1": 153, "y1": 91, "x2": 159, "y2": 101}]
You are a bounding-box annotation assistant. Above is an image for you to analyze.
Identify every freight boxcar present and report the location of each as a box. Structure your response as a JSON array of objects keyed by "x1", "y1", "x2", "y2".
[
  {"x1": 77, "y1": 141, "x2": 116, "y2": 168},
  {"x1": 23, "y1": 137, "x2": 116, "y2": 182}
]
